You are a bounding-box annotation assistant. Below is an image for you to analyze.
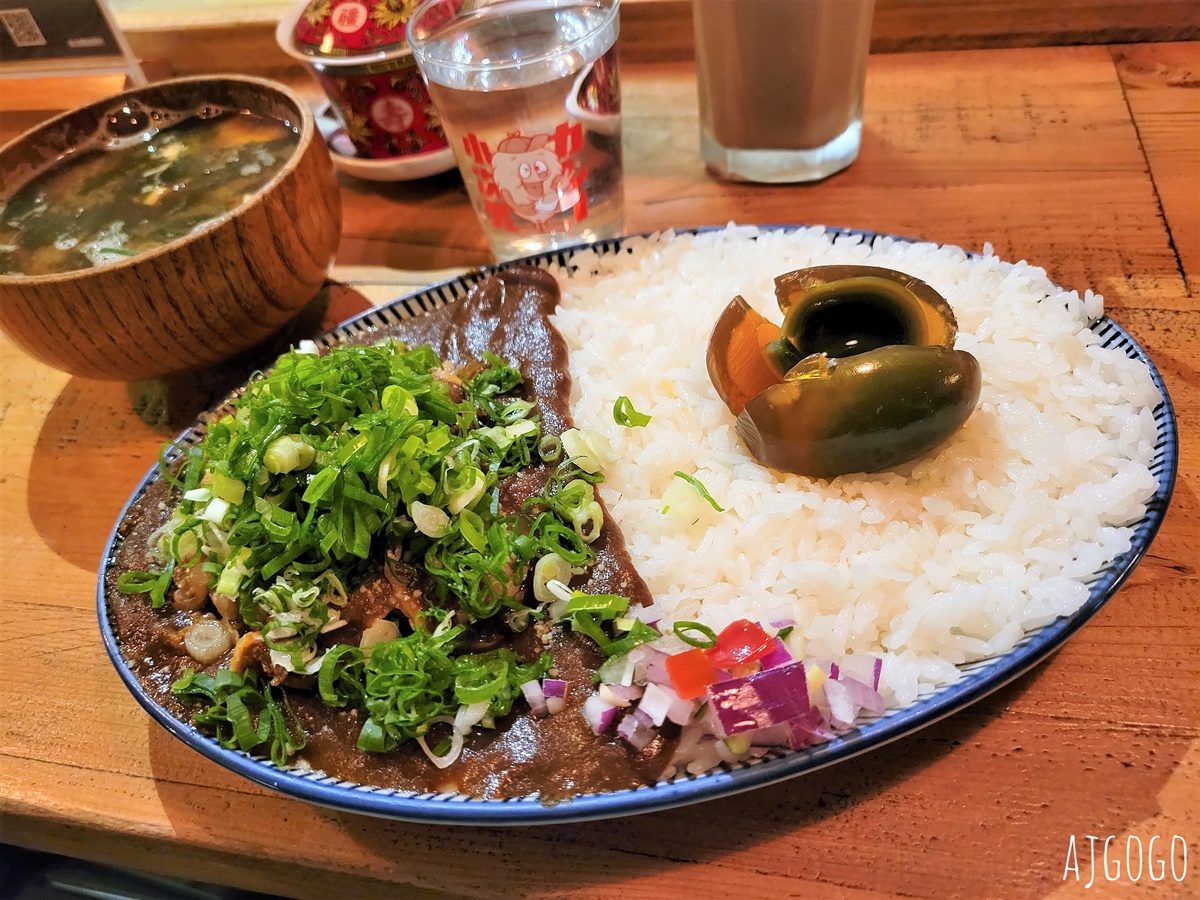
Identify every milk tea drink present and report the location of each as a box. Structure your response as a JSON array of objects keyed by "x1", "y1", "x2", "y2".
[{"x1": 693, "y1": 0, "x2": 874, "y2": 183}]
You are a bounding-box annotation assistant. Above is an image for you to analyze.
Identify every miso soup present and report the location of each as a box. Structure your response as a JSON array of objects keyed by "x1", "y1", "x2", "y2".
[{"x1": 0, "y1": 112, "x2": 299, "y2": 276}]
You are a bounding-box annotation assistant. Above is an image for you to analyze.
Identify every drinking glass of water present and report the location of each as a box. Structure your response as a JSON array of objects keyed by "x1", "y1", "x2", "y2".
[{"x1": 407, "y1": 0, "x2": 624, "y2": 261}]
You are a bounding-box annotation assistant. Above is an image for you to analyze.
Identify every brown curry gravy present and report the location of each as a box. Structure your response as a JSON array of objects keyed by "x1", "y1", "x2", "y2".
[{"x1": 106, "y1": 266, "x2": 676, "y2": 801}]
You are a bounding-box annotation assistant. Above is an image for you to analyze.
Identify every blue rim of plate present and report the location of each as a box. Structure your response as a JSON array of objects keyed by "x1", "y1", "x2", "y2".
[{"x1": 97, "y1": 225, "x2": 1179, "y2": 825}]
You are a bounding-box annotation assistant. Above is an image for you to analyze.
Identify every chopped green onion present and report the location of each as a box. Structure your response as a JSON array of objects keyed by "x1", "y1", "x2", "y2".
[
  {"x1": 565, "y1": 591, "x2": 629, "y2": 620},
  {"x1": 672, "y1": 471, "x2": 725, "y2": 512},
  {"x1": 601, "y1": 619, "x2": 659, "y2": 658},
  {"x1": 674, "y1": 620, "x2": 718, "y2": 648},
  {"x1": 561, "y1": 428, "x2": 615, "y2": 475},
  {"x1": 571, "y1": 500, "x2": 604, "y2": 544},
  {"x1": 613, "y1": 396, "x2": 652, "y2": 427},
  {"x1": 211, "y1": 470, "x2": 246, "y2": 505},
  {"x1": 447, "y1": 468, "x2": 485, "y2": 515},
  {"x1": 454, "y1": 655, "x2": 510, "y2": 704},
  {"x1": 127, "y1": 338, "x2": 608, "y2": 753},
  {"x1": 537, "y1": 434, "x2": 562, "y2": 463},
  {"x1": 776, "y1": 625, "x2": 794, "y2": 641},
  {"x1": 410, "y1": 500, "x2": 450, "y2": 538},
  {"x1": 532, "y1": 552, "x2": 573, "y2": 604},
  {"x1": 116, "y1": 561, "x2": 175, "y2": 609},
  {"x1": 558, "y1": 591, "x2": 659, "y2": 657},
  {"x1": 171, "y1": 667, "x2": 304, "y2": 765},
  {"x1": 214, "y1": 547, "x2": 251, "y2": 597},
  {"x1": 264, "y1": 434, "x2": 315, "y2": 475}
]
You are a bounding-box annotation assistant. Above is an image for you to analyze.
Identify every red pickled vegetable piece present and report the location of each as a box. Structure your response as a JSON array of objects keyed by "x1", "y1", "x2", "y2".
[
  {"x1": 706, "y1": 619, "x2": 774, "y2": 669},
  {"x1": 665, "y1": 647, "x2": 718, "y2": 700}
]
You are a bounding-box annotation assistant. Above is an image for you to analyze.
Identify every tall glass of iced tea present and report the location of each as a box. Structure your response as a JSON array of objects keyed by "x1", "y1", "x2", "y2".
[{"x1": 407, "y1": 0, "x2": 623, "y2": 261}]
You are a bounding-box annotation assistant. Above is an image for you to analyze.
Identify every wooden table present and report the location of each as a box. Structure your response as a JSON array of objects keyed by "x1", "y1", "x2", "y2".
[{"x1": 1, "y1": 42, "x2": 1198, "y2": 899}]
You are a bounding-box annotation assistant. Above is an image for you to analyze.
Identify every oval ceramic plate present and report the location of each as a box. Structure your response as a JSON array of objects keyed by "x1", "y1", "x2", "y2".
[{"x1": 98, "y1": 227, "x2": 1178, "y2": 825}]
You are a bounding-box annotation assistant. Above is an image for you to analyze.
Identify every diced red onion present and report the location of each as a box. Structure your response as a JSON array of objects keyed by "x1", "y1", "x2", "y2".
[
  {"x1": 639, "y1": 646, "x2": 671, "y2": 686},
  {"x1": 545, "y1": 696, "x2": 566, "y2": 715},
  {"x1": 705, "y1": 659, "x2": 811, "y2": 738},
  {"x1": 822, "y1": 677, "x2": 857, "y2": 729},
  {"x1": 637, "y1": 682, "x2": 674, "y2": 727},
  {"x1": 829, "y1": 662, "x2": 840, "y2": 681},
  {"x1": 583, "y1": 693, "x2": 618, "y2": 734},
  {"x1": 769, "y1": 618, "x2": 795, "y2": 629},
  {"x1": 521, "y1": 679, "x2": 548, "y2": 718},
  {"x1": 599, "y1": 682, "x2": 642, "y2": 707},
  {"x1": 625, "y1": 644, "x2": 650, "y2": 666},
  {"x1": 741, "y1": 723, "x2": 792, "y2": 748},
  {"x1": 835, "y1": 654, "x2": 880, "y2": 690},
  {"x1": 787, "y1": 707, "x2": 837, "y2": 748},
  {"x1": 617, "y1": 710, "x2": 656, "y2": 750},
  {"x1": 665, "y1": 691, "x2": 696, "y2": 726},
  {"x1": 837, "y1": 675, "x2": 885, "y2": 717},
  {"x1": 631, "y1": 706, "x2": 655, "y2": 730},
  {"x1": 631, "y1": 602, "x2": 663, "y2": 625},
  {"x1": 542, "y1": 678, "x2": 567, "y2": 699},
  {"x1": 758, "y1": 637, "x2": 792, "y2": 669}
]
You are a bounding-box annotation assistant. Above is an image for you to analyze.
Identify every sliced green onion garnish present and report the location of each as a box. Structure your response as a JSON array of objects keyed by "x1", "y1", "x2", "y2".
[
  {"x1": 672, "y1": 471, "x2": 725, "y2": 512},
  {"x1": 613, "y1": 395, "x2": 651, "y2": 427},
  {"x1": 454, "y1": 656, "x2": 509, "y2": 704},
  {"x1": 537, "y1": 434, "x2": 562, "y2": 463},
  {"x1": 565, "y1": 591, "x2": 629, "y2": 620},
  {"x1": 571, "y1": 499, "x2": 603, "y2": 544},
  {"x1": 211, "y1": 470, "x2": 246, "y2": 505},
  {"x1": 116, "y1": 561, "x2": 176, "y2": 609},
  {"x1": 674, "y1": 620, "x2": 718, "y2": 648}
]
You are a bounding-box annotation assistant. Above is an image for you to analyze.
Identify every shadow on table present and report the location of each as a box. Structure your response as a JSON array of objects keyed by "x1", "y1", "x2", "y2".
[{"x1": 144, "y1": 641, "x2": 1197, "y2": 899}]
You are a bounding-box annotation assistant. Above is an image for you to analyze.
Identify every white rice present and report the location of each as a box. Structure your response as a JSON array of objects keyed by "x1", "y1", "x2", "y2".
[{"x1": 548, "y1": 225, "x2": 1160, "y2": 707}]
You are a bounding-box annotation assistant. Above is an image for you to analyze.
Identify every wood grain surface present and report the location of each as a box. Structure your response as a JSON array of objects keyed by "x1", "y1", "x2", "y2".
[
  {"x1": 108, "y1": 0, "x2": 1200, "y2": 74},
  {"x1": 1, "y1": 42, "x2": 1198, "y2": 900}
]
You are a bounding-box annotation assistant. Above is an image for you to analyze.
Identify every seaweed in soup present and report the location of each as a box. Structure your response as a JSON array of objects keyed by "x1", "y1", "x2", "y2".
[{"x1": 0, "y1": 112, "x2": 298, "y2": 276}]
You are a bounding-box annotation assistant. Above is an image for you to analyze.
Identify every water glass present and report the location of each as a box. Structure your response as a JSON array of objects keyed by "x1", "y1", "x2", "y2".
[{"x1": 407, "y1": 0, "x2": 624, "y2": 261}]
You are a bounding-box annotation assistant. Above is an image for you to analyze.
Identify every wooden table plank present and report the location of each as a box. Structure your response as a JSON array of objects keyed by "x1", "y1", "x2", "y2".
[
  {"x1": 108, "y1": 0, "x2": 1200, "y2": 73},
  {"x1": 1, "y1": 44, "x2": 1197, "y2": 899},
  {"x1": 1113, "y1": 42, "x2": 1200, "y2": 294},
  {"x1": 341, "y1": 48, "x2": 1190, "y2": 309}
]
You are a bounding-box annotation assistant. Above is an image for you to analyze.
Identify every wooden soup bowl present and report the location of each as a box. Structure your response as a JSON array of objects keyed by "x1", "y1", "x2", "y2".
[{"x1": 0, "y1": 76, "x2": 342, "y2": 380}]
